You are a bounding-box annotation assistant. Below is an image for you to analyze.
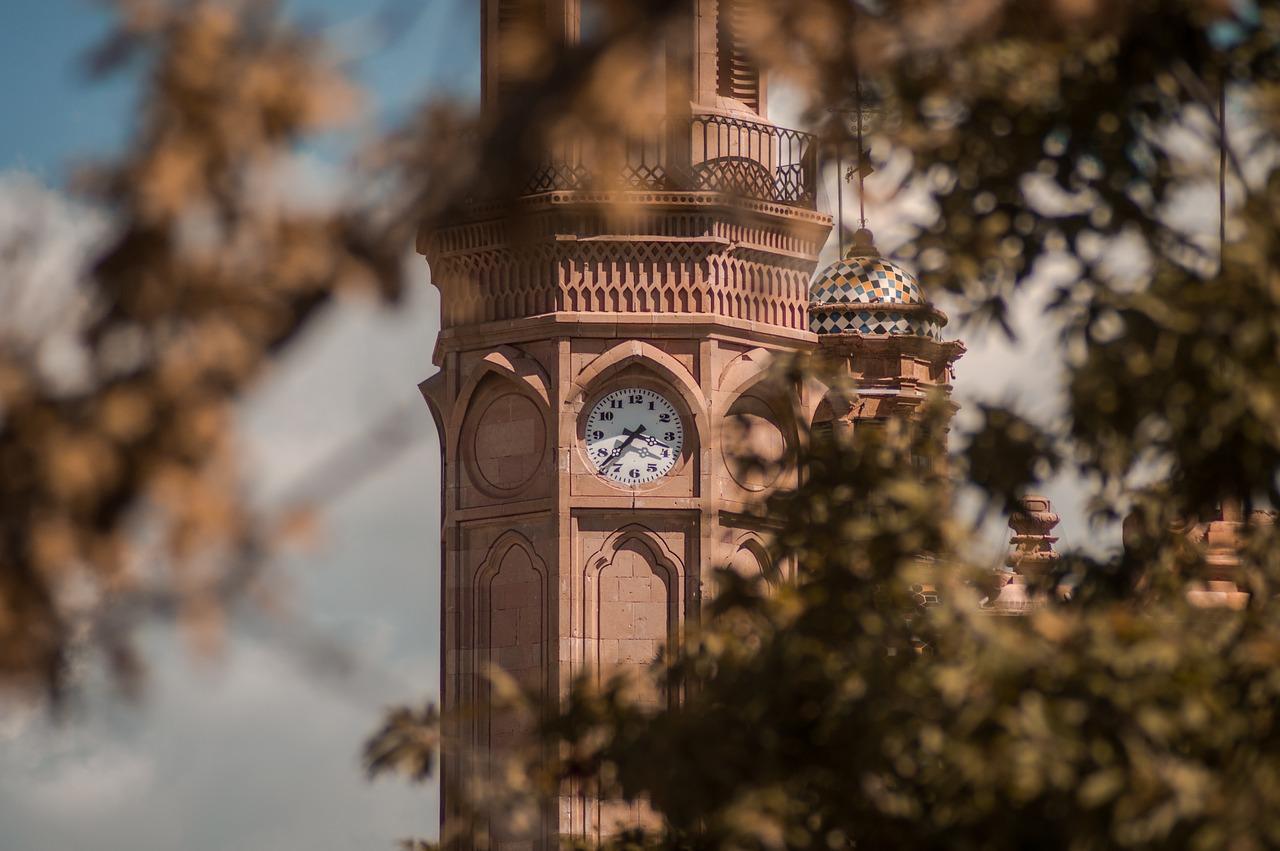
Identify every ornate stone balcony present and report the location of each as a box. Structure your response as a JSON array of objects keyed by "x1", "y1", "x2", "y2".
[
  {"x1": 422, "y1": 114, "x2": 831, "y2": 335},
  {"x1": 522, "y1": 113, "x2": 818, "y2": 209}
]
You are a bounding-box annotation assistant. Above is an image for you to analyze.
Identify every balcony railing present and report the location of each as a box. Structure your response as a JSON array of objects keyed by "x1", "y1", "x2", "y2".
[{"x1": 522, "y1": 114, "x2": 817, "y2": 209}]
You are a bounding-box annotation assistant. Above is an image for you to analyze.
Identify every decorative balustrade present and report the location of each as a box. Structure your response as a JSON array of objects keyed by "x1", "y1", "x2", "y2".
[{"x1": 521, "y1": 114, "x2": 817, "y2": 209}]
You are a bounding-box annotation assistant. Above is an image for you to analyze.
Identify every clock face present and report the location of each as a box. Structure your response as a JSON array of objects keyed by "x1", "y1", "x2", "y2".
[{"x1": 584, "y1": 388, "x2": 685, "y2": 485}]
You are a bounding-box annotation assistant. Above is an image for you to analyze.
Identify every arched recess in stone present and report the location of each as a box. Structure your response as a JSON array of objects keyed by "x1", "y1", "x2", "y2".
[
  {"x1": 801, "y1": 371, "x2": 840, "y2": 424},
  {"x1": 418, "y1": 375, "x2": 448, "y2": 576},
  {"x1": 472, "y1": 530, "x2": 550, "y2": 754},
  {"x1": 717, "y1": 346, "x2": 774, "y2": 397},
  {"x1": 581, "y1": 526, "x2": 685, "y2": 709},
  {"x1": 723, "y1": 394, "x2": 791, "y2": 493},
  {"x1": 451, "y1": 349, "x2": 553, "y2": 500},
  {"x1": 460, "y1": 374, "x2": 551, "y2": 499},
  {"x1": 809, "y1": 390, "x2": 849, "y2": 448},
  {"x1": 726, "y1": 531, "x2": 782, "y2": 587},
  {"x1": 721, "y1": 360, "x2": 801, "y2": 494},
  {"x1": 418, "y1": 374, "x2": 448, "y2": 444},
  {"x1": 446, "y1": 345, "x2": 551, "y2": 461},
  {"x1": 569, "y1": 340, "x2": 709, "y2": 442}
]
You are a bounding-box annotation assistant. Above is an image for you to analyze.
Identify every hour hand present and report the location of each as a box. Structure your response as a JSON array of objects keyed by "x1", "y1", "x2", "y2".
[{"x1": 605, "y1": 425, "x2": 647, "y2": 469}]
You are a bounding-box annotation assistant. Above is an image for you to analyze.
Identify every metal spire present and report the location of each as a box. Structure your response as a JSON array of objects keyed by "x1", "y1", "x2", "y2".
[{"x1": 856, "y1": 72, "x2": 868, "y2": 230}]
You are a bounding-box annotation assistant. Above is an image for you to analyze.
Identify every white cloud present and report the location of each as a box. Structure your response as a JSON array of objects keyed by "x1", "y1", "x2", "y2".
[
  {"x1": 0, "y1": 630, "x2": 437, "y2": 851},
  {"x1": 0, "y1": 171, "x2": 106, "y2": 394},
  {"x1": 0, "y1": 169, "x2": 443, "y2": 850},
  {"x1": 20, "y1": 744, "x2": 156, "y2": 815}
]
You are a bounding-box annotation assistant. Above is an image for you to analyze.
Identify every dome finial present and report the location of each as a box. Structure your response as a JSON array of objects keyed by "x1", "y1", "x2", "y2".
[{"x1": 847, "y1": 227, "x2": 879, "y2": 258}]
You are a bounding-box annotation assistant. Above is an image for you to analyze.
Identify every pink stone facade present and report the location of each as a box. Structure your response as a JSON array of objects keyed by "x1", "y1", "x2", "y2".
[
  {"x1": 421, "y1": 311, "x2": 834, "y2": 846},
  {"x1": 424, "y1": 3, "x2": 963, "y2": 847}
]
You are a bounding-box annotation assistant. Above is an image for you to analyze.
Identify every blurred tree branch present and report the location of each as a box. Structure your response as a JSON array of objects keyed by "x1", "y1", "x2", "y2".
[{"x1": 6, "y1": 0, "x2": 1280, "y2": 847}]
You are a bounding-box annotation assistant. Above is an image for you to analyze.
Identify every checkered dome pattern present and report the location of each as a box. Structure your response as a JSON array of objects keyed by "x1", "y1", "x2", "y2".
[
  {"x1": 809, "y1": 308, "x2": 942, "y2": 340},
  {"x1": 808, "y1": 249, "x2": 942, "y2": 339},
  {"x1": 809, "y1": 255, "x2": 924, "y2": 307}
]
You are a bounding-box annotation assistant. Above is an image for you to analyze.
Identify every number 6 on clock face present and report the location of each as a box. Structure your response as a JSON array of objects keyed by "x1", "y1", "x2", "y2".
[{"x1": 585, "y1": 388, "x2": 684, "y2": 485}]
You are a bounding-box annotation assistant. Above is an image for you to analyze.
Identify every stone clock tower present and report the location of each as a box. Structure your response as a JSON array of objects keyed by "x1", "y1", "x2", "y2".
[{"x1": 418, "y1": 2, "x2": 960, "y2": 847}]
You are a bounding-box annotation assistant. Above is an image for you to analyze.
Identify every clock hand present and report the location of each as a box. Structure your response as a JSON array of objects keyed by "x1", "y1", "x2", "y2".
[
  {"x1": 634, "y1": 434, "x2": 672, "y2": 456},
  {"x1": 605, "y1": 425, "x2": 647, "y2": 470}
]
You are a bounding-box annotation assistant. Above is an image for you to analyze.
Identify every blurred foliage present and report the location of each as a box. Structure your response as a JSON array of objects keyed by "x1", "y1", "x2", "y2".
[
  {"x1": 374, "y1": 401, "x2": 1280, "y2": 850},
  {"x1": 364, "y1": 1, "x2": 1280, "y2": 849},
  {"x1": 517, "y1": 409, "x2": 1280, "y2": 851},
  {"x1": 6, "y1": 0, "x2": 1280, "y2": 847},
  {"x1": 963, "y1": 404, "x2": 1062, "y2": 519},
  {"x1": 0, "y1": 0, "x2": 424, "y2": 700}
]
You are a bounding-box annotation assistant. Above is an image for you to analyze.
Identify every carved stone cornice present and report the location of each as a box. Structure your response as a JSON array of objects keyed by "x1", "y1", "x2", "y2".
[
  {"x1": 424, "y1": 189, "x2": 832, "y2": 237},
  {"x1": 422, "y1": 194, "x2": 831, "y2": 264},
  {"x1": 421, "y1": 194, "x2": 832, "y2": 337},
  {"x1": 814, "y1": 333, "x2": 966, "y2": 366},
  {"x1": 433, "y1": 311, "x2": 819, "y2": 360}
]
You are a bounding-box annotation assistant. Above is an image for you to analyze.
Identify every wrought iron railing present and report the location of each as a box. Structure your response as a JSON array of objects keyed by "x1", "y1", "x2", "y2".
[{"x1": 522, "y1": 114, "x2": 817, "y2": 209}]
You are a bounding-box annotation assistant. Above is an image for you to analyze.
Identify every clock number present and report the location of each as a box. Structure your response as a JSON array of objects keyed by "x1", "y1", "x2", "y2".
[
  {"x1": 659, "y1": 413, "x2": 671, "y2": 423},
  {"x1": 629, "y1": 469, "x2": 639, "y2": 479},
  {"x1": 629, "y1": 394, "x2": 644, "y2": 405},
  {"x1": 647, "y1": 464, "x2": 658, "y2": 473},
  {"x1": 665, "y1": 432, "x2": 676, "y2": 442},
  {"x1": 591, "y1": 430, "x2": 604, "y2": 440},
  {"x1": 599, "y1": 412, "x2": 614, "y2": 421},
  {"x1": 610, "y1": 400, "x2": 623, "y2": 409}
]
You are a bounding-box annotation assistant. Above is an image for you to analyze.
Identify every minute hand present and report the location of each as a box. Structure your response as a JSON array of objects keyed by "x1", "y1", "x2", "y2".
[{"x1": 606, "y1": 425, "x2": 647, "y2": 470}]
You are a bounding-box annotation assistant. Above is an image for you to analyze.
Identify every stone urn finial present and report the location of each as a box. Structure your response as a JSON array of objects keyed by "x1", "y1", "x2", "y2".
[
  {"x1": 983, "y1": 495, "x2": 1061, "y2": 616},
  {"x1": 1186, "y1": 500, "x2": 1265, "y2": 610},
  {"x1": 1007, "y1": 494, "x2": 1061, "y2": 580}
]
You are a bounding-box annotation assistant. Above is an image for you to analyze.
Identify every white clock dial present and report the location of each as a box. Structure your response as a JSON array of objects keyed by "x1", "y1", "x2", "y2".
[{"x1": 585, "y1": 388, "x2": 685, "y2": 485}]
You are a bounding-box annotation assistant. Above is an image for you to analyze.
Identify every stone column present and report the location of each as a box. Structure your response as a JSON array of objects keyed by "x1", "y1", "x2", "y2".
[{"x1": 984, "y1": 495, "x2": 1060, "y2": 615}]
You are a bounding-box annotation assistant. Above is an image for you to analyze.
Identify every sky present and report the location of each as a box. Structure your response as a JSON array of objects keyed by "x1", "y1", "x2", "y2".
[{"x1": 0, "y1": 3, "x2": 1107, "y2": 850}]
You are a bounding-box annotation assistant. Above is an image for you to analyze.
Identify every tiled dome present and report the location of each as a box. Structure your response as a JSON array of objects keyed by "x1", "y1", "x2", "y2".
[
  {"x1": 808, "y1": 228, "x2": 942, "y2": 340},
  {"x1": 810, "y1": 229, "x2": 924, "y2": 307}
]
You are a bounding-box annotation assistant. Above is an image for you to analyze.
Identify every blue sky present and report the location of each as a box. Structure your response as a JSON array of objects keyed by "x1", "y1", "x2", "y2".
[
  {"x1": 0, "y1": 0, "x2": 479, "y2": 180},
  {"x1": 0, "y1": 2, "x2": 131, "y2": 178}
]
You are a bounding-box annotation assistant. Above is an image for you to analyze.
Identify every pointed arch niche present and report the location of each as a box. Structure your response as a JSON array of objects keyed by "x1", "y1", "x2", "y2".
[
  {"x1": 569, "y1": 341, "x2": 709, "y2": 498},
  {"x1": 472, "y1": 531, "x2": 551, "y2": 755},
  {"x1": 579, "y1": 526, "x2": 685, "y2": 709},
  {"x1": 570, "y1": 339, "x2": 708, "y2": 427},
  {"x1": 726, "y1": 530, "x2": 783, "y2": 587}
]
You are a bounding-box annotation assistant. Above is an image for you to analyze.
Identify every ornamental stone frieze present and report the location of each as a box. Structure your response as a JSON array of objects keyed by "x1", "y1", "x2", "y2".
[{"x1": 422, "y1": 193, "x2": 831, "y2": 331}]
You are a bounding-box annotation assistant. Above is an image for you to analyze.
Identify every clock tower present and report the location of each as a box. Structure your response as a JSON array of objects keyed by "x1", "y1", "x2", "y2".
[{"x1": 417, "y1": 2, "x2": 890, "y2": 846}]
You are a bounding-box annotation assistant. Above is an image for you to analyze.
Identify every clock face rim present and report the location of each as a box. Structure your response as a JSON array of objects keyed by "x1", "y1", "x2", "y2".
[{"x1": 583, "y1": 387, "x2": 685, "y2": 487}]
